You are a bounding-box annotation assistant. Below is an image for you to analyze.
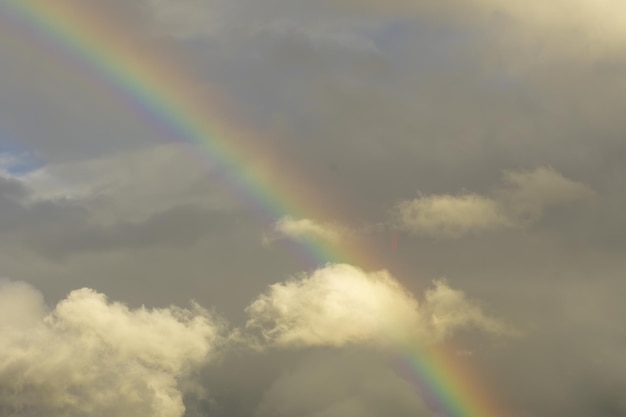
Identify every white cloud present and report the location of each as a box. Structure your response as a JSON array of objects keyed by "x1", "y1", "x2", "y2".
[
  {"x1": 0, "y1": 280, "x2": 47, "y2": 328},
  {"x1": 0, "y1": 266, "x2": 516, "y2": 416},
  {"x1": 394, "y1": 167, "x2": 593, "y2": 238},
  {"x1": 0, "y1": 280, "x2": 220, "y2": 417},
  {"x1": 263, "y1": 216, "x2": 342, "y2": 246},
  {"x1": 394, "y1": 193, "x2": 511, "y2": 238},
  {"x1": 245, "y1": 263, "x2": 515, "y2": 348}
]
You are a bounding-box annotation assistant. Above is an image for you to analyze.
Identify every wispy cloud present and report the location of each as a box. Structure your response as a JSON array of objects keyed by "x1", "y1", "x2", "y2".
[
  {"x1": 393, "y1": 168, "x2": 593, "y2": 238},
  {"x1": 394, "y1": 193, "x2": 511, "y2": 239},
  {"x1": 263, "y1": 216, "x2": 343, "y2": 246}
]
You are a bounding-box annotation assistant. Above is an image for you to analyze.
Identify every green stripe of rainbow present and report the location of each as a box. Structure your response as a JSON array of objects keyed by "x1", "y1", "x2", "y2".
[{"x1": 1, "y1": 1, "x2": 506, "y2": 416}]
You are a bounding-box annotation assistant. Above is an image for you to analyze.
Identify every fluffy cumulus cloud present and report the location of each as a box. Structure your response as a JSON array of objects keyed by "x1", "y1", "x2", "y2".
[
  {"x1": 263, "y1": 216, "x2": 342, "y2": 246},
  {"x1": 393, "y1": 168, "x2": 593, "y2": 238},
  {"x1": 0, "y1": 267, "x2": 517, "y2": 417},
  {"x1": 0, "y1": 280, "x2": 220, "y2": 417},
  {"x1": 246, "y1": 263, "x2": 514, "y2": 347}
]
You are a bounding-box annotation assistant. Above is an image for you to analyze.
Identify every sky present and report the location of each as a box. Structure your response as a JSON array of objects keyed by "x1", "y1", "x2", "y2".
[{"x1": 1, "y1": 0, "x2": 626, "y2": 416}]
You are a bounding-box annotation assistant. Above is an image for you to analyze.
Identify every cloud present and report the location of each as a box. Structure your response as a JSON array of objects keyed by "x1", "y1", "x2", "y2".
[
  {"x1": 0, "y1": 174, "x2": 86, "y2": 238},
  {"x1": 247, "y1": 272, "x2": 516, "y2": 417},
  {"x1": 496, "y1": 168, "x2": 596, "y2": 225},
  {"x1": 481, "y1": 0, "x2": 626, "y2": 52},
  {"x1": 0, "y1": 144, "x2": 251, "y2": 259},
  {"x1": 263, "y1": 216, "x2": 342, "y2": 246},
  {"x1": 144, "y1": 0, "x2": 219, "y2": 39},
  {"x1": 21, "y1": 144, "x2": 235, "y2": 223},
  {"x1": 254, "y1": 350, "x2": 429, "y2": 417},
  {"x1": 0, "y1": 280, "x2": 220, "y2": 417},
  {"x1": 147, "y1": 0, "x2": 626, "y2": 58},
  {"x1": 5, "y1": 2, "x2": 625, "y2": 415},
  {"x1": 245, "y1": 263, "x2": 515, "y2": 348},
  {"x1": 143, "y1": 0, "x2": 381, "y2": 54},
  {"x1": 394, "y1": 193, "x2": 511, "y2": 239},
  {"x1": 330, "y1": 0, "x2": 626, "y2": 55},
  {"x1": 0, "y1": 269, "x2": 516, "y2": 417},
  {"x1": 393, "y1": 167, "x2": 593, "y2": 238},
  {"x1": 0, "y1": 152, "x2": 41, "y2": 177},
  {"x1": 421, "y1": 278, "x2": 516, "y2": 340},
  {"x1": 32, "y1": 205, "x2": 242, "y2": 260}
]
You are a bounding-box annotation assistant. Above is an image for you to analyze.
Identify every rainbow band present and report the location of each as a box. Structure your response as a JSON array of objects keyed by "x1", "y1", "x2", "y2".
[
  {"x1": 400, "y1": 345, "x2": 503, "y2": 417},
  {"x1": 2, "y1": 0, "x2": 341, "y2": 265},
  {"x1": 1, "y1": 1, "x2": 505, "y2": 416}
]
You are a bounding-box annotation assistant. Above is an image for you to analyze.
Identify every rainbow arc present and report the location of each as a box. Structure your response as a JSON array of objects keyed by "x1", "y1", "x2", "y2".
[{"x1": 1, "y1": 2, "x2": 506, "y2": 416}]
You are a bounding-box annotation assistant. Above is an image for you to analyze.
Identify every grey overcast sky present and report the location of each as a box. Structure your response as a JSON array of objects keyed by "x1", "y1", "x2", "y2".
[{"x1": 1, "y1": 1, "x2": 626, "y2": 416}]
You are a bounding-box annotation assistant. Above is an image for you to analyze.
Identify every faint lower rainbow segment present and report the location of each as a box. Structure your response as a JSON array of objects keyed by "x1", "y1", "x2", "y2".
[{"x1": 1, "y1": 1, "x2": 507, "y2": 415}]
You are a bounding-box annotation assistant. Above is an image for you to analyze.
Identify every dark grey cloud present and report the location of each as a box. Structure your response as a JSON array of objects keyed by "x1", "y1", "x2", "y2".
[
  {"x1": 0, "y1": 175, "x2": 87, "y2": 236},
  {"x1": 27, "y1": 204, "x2": 243, "y2": 260},
  {"x1": 1, "y1": 0, "x2": 626, "y2": 416}
]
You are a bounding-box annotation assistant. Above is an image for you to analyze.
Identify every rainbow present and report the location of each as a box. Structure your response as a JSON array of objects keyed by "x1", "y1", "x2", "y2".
[
  {"x1": 398, "y1": 344, "x2": 504, "y2": 417},
  {"x1": 0, "y1": 1, "x2": 506, "y2": 416},
  {"x1": 1, "y1": 0, "x2": 344, "y2": 266}
]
